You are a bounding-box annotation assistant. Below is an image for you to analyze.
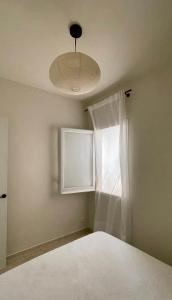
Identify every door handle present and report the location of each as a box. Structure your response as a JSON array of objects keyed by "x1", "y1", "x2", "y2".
[{"x1": 0, "y1": 194, "x2": 7, "y2": 198}]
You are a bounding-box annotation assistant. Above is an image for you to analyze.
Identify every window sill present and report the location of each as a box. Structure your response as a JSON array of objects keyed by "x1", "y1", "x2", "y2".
[{"x1": 96, "y1": 191, "x2": 121, "y2": 200}]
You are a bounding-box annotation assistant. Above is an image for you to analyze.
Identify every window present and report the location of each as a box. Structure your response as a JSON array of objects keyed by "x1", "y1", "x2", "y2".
[
  {"x1": 60, "y1": 128, "x2": 95, "y2": 194},
  {"x1": 100, "y1": 126, "x2": 122, "y2": 196}
]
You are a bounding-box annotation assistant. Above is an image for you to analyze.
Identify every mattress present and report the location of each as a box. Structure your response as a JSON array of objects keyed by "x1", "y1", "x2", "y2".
[{"x1": 0, "y1": 232, "x2": 172, "y2": 300}]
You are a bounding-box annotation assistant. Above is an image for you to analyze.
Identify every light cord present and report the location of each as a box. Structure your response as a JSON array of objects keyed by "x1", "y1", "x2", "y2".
[{"x1": 75, "y1": 38, "x2": 76, "y2": 52}]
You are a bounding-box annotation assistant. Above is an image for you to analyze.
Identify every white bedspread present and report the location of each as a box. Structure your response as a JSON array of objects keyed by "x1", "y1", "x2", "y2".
[{"x1": 0, "y1": 232, "x2": 172, "y2": 300}]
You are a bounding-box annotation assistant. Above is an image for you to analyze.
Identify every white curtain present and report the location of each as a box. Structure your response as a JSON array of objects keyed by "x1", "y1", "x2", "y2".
[{"x1": 88, "y1": 90, "x2": 131, "y2": 242}]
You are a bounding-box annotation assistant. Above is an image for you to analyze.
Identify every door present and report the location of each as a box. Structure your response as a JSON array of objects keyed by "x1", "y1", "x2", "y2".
[{"x1": 0, "y1": 119, "x2": 8, "y2": 269}]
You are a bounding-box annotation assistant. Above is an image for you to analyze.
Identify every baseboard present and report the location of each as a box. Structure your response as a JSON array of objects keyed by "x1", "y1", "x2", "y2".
[{"x1": 7, "y1": 227, "x2": 92, "y2": 259}]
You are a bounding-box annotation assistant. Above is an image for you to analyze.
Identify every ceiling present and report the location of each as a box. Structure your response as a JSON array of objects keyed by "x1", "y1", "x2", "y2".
[{"x1": 0, "y1": 0, "x2": 172, "y2": 100}]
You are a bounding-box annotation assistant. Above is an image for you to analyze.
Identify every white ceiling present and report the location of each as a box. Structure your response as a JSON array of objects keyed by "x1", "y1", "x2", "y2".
[{"x1": 0, "y1": 0, "x2": 172, "y2": 100}]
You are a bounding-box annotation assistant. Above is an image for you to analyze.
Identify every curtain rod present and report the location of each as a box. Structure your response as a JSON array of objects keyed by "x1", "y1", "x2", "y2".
[{"x1": 84, "y1": 89, "x2": 132, "y2": 112}]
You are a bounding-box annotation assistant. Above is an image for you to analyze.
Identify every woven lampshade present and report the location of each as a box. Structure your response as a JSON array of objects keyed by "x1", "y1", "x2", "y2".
[{"x1": 49, "y1": 52, "x2": 101, "y2": 95}]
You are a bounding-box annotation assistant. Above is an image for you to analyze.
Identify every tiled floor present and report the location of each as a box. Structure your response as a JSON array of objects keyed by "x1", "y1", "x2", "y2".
[{"x1": 0, "y1": 228, "x2": 91, "y2": 275}]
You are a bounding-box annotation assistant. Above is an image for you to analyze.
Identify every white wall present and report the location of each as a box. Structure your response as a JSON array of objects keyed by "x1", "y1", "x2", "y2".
[
  {"x1": 86, "y1": 64, "x2": 172, "y2": 265},
  {"x1": 0, "y1": 78, "x2": 89, "y2": 256},
  {"x1": 127, "y1": 65, "x2": 172, "y2": 265}
]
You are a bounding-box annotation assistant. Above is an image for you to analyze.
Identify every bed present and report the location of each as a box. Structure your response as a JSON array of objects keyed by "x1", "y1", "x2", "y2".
[{"x1": 0, "y1": 232, "x2": 172, "y2": 300}]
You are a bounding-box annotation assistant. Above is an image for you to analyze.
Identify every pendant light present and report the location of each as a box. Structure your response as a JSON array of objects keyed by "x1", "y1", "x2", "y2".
[{"x1": 49, "y1": 24, "x2": 101, "y2": 95}]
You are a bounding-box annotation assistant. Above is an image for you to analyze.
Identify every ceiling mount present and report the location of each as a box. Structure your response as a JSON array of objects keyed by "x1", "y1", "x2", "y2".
[{"x1": 69, "y1": 24, "x2": 82, "y2": 39}]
